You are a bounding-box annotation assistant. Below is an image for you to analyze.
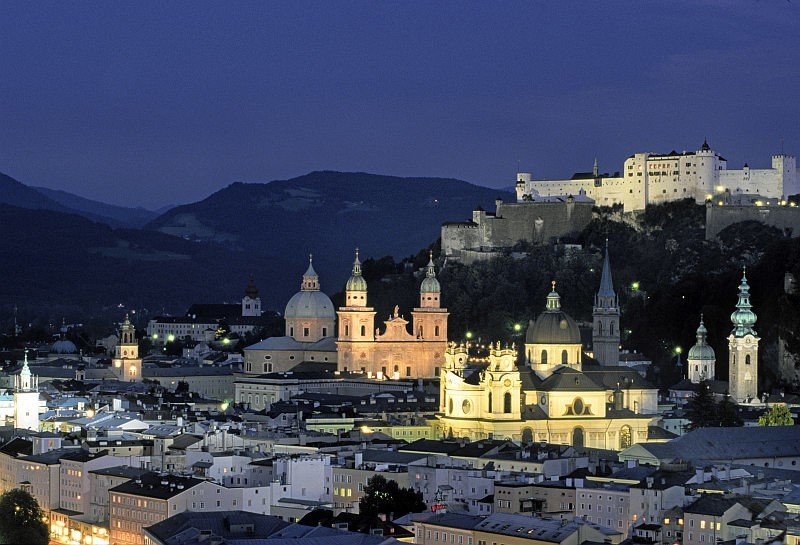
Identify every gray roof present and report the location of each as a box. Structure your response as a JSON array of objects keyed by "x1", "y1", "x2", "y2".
[
  {"x1": 538, "y1": 368, "x2": 604, "y2": 392},
  {"x1": 245, "y1": 336, "x2": 337, "y2": 352},
  {"x1": 144, "y1": 366, "x2": 234, "y2": 378}
]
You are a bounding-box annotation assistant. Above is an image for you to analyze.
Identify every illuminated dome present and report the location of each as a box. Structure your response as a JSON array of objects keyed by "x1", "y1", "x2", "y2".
[
  {"x1": 688, "y1": 317, "x2": 715, "y2": 361},
  {"x1": 525, "y1": 285, "x2": 581, "y2": 345},
  {"x1": 51, "y1": 339, "x2": 78, "y2": 354},
  {"x1": 284, "y1": 258, "x2": 335, "y2": 320}
]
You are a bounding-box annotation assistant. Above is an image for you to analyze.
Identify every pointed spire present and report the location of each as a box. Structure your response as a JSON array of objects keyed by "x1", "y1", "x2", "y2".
[
  {"x1": 420, "y1": 250, "x2": 441, "y2": 295},
  {"x1": 426, "y1": 250, "x2": 435, "y2": 278},
  {"x1": 352, "y1": 247, "x2": 362, "y2": 276},
  {"x1": 593, "y1": 156, "x2": 599, "y2": 177},
  {"x1": 731, "y1": 267, "x2": 757, "y2": 336},
  {"x1": 594, "y1": 241, "x2": 618, "y2": 310},
  {"x1": 20, "y1": 350, "x2": 31, "y2": 376}
]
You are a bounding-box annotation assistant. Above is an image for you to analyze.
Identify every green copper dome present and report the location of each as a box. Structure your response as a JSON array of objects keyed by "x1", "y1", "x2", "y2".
[
  {"x1": 687, "y1": 316, "x2": 715, "y2": 361},
  {"x1": 345, "y1": 249, "x2": 368, "y2": 292},
  {"x1": 420, "y1": 253, "x2": 441, "y2": 293},
  {"x1": 730, "y1": 269, "x2": 757, "y2": 337}
]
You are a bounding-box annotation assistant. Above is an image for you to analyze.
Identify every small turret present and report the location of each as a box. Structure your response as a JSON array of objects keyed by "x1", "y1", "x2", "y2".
[{"x1": 420, "y1": 251, "x2": 441, "y2": 308}]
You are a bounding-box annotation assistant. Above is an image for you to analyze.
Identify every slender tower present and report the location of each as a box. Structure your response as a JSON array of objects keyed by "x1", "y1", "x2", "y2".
[
  {"x1": 14, "y1": 351, "x2": 40, "y2": 431},
  {"x1": 593, "y1": 244, "x2": 620, "y2": 365},
  {"x1": 728, "y1": 269, "x2": 759, "y2": 403},
  {"x1": 337, "y1": 249, "x2": 376, "y2": 373},
  {"x1": 113, "y1": 314, "x2": 142, "y2": 382},
  {"x1": 411, "y1": 251, "x2": 449, "y2": 376}
]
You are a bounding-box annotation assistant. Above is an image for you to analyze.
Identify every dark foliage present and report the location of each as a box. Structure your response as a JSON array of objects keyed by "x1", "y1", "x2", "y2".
[
  {"x1": 0, "y1": 488, "x2": 48, "y2": 545},
  {"x1": 358, "y1": 475, "x2": 426, "y2": 519}
]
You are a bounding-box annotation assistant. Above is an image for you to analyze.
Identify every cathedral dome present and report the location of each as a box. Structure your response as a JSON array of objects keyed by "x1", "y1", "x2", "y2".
[
  {"x1": 51, "y1": 339, "x2": 78, "y2": 354},
  {"x1": 345, "y1": 249, "x2": 368, "y2": 292},
  {"x1": 284, "y1": 291, "x2": 335, "y2": 320},
  {"x1": 420, "y1": 276, "x2": 441, "y2": 293},
  {"x1": 526, "y1": 285, "x2": 581, "y2": 345}
]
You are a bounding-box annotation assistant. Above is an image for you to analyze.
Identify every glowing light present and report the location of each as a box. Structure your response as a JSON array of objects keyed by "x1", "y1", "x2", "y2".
[
  {"x1": 222, "y1": 338, "x2": 230, "y2": 345},
  {"x1": 705, "y1": 194, "x2": 712, "y2": 201},
  {"x1": 152, "y1": 334, "x2": 158, "y2": 340},
  {"x1": 513, "y1": 323, "x2": 522, "y2": 332},
  {"x1": 631, "y1": 281, "x2": 640, "y2": 290},
  {"x1": 360, "y1": 425, "x2": 373, "y2": 433},
  {"x1": 85, "y1": 409, "x2": 95, "y2": 418},
  {"x1": 715, "y1": 185, "x2": 725, "y2": 193},
  {"x1": 465, "y1": 331, "x2": 473, "y2": 339},
  {"x1": 675, "y1": 346, "x2": 682, "y2": 354},
  {"x1": 220, "y1": 401, "x2": 229, "y2": 411},
  {"x1": 167, "y1": 334, "x2": 175, "y2": 342}
]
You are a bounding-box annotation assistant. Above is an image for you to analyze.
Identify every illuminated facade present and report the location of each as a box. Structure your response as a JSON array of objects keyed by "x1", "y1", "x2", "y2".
[
  {"x1": 728, "y1": 270, "x2": 759, "y2": 403},
  {"x1": 516, "y1": 141, "x2": 798, "y2": 211},
  {"x1": 438, "y1": 285, "x2": 657, "y2": 449},
  {"x1": 113, "y1": 315, "x2": 142, "y2": 382},
  {"x1": 13, "y1": 352, "x2": 40, "y2": 431},
  {"x1": 337, "y1": 251, "x2": 448, "y2": 378}
]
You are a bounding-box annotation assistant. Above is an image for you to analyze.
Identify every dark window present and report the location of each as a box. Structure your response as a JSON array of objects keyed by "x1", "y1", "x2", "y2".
[
  {"x1": 541, "y1": 350, "x2": 548, "y2": 365},
  {"x1": 503, "y1": 392, "x2": 512, "y2": 413},
  {"x1": 561, "y1": 350, "x2": 568, "y2": 365}
]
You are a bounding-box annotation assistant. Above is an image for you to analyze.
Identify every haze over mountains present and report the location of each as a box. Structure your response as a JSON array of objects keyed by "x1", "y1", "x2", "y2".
[{"x1": 0, "y1": 170, "x2": 512, "y2": 322}]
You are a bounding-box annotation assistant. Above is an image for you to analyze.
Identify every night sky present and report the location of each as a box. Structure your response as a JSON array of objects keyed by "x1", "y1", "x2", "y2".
[{"x1": 1, "y1": 2, "x2": 799, "y2": 210}]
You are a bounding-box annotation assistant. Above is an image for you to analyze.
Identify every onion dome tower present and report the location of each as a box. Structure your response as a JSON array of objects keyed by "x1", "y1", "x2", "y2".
[
  {"x1": 728, "y1": 269, "x2": 759, "y2": 403},
  {"x1": 687, "y1": 315, "x2": 715, "y2": 383},
  {"x1": 412, "y1": 251, "x2": 448, "y2": 343},
  {"x1": 14, "y1": 351, "x2": 40, "y2": 431}
]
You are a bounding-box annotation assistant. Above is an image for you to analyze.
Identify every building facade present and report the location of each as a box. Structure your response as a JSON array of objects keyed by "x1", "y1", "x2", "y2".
[
  {"x1": 728, "y1": 270, "x2": 759, "y2": 403},
  {"x1": 516, "y1": 141, "x2": 799, "y2": 211}
]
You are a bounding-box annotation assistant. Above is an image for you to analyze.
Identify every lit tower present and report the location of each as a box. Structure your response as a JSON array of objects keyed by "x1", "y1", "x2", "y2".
[
  {"x1": 592, "y1": 244, "x2": 620, "y2": 365},
  {"x1": 113, "y1": 314, "x2": 142, "y2": 381},
  {"x1": 687, "y1": 315, "x2": 715, "y2": 383},
  {"x1": 728, "y1": 269, "x2": 759, "y2": 403},
  {"x1": 337, "y1": 249, "x2": 376, "y2": 373},
  {"x1": 411, "y1": 252, "x2": 448, "y2": 340},
  {"x1": 14, "y1": 351, "x2": 40, "y2": 431}
]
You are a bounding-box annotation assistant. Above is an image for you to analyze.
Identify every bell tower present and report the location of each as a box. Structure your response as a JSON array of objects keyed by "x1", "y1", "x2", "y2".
[
  {"x1": 114, "y1": 315, "x2": 142, "y2": 382},
  {"x1": 592, "y1": 243, "x2": 620, "y2": 365},
  {"x1": 728, "y1": 270, "x2": 759, "y2": 403},
  {"x1": 14, "y1": 351, "x2": 40, "y2": 431},
  {"x1": 337, "y1": 249, "x2": 376, "y2": 373}
]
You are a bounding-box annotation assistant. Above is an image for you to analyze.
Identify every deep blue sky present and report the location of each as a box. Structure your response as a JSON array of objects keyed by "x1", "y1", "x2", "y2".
[{"x1": 1, "y1": 2, "x2": 799, "y2": 209}]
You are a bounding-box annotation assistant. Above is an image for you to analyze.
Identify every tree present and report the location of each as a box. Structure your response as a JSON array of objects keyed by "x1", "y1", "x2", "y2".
[
  {"x1": 358, "y1": 475, "x2": 426, "y2": 519},
  {"x1": 684, "y1": 383, "x2": 718, "y2": 431},
  {"x1": 0, "y1": 488, "x2": 48, "y2": 545},
  {"x1": 758, "y1": 405, "x2": 794, "y2": 426},
  {"x1": 175, "y1": 380, "x2": 190, "y2": 394}
]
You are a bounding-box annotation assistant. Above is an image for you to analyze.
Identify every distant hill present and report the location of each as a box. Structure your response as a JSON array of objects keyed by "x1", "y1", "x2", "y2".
[
  {"x1": 33, "y1": 186, "x2": 160, "y2": 227},
  {"x1": 147, "y1": 171, "x2": 515, "y2": 288},
  {"x1": 0, "y1": 204, "x2": 297, "y2": 322},
  {"x1": 0, "y1": 171, "x2": 166, "y2": 228}
]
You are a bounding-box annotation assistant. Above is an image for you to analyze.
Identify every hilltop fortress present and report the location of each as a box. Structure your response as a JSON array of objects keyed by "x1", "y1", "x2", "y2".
[
  {"x1": 443, "y1": 141, "x2": 799, "y2": 261},
  {"x1": 516, "y1": 140, "x2": 798, "y2": 211}
]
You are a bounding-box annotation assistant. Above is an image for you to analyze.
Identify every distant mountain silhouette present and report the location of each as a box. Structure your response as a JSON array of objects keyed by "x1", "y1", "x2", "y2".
[
  {"x1": 147, "y1": 170, "x2": 515, "y2": 289},
  {"x1": 33, "y1": 186, "x2": 161, "y2": 227},
  {"x1": 0, "y1": 204, "x2": 297, "y2": 321},
  {"x1": 0, "y1": 171, "x2": 167, "y2": 228}
]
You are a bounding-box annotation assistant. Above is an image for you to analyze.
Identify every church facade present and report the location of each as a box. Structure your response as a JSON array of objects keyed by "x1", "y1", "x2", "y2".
[
  {"x1": 437, "y1": 254, "x2": 658, "y2": 450},
  {"x1": 337, "y1": 251, "x2": 449, "y2": 379}
]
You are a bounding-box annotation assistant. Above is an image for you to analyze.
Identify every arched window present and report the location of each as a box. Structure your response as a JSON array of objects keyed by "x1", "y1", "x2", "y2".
[
  {"x1": 561, "y1": 350, "x2": 568, "y2": 365},
  {"x1": 597, "y1": 322, "x2": 604, "y2": 335},
  {"x1": 619, "y1": 426, "x2": 632, "y2": 449},
  {"x1": 488, "y1": 392, "x2": 493, "y2": 413},
  {"x1": 610, "y1": 321, "x2": 615, "y2": 335},
  {"x1": 572, "y1": 427, "x2": 584, "y2": 448},
  {"x1": 290, "y1": 327, "x2": 294, "y2": 337},
  {"x1": 503, "y1": 392, "x2": 512, "y2": 414},
  {"x1": 360, "y1": 325, "x2": 366, "y2": 336},
  {"x1": 322, "y1": 327, "x2": 327, "y2": 336},
  {"x1": 435, "y1": 325, "x2": 440, "y2": 336},
  {"x1": 344, "y1": 325, "x2": 349, "y2": 336},
  {"x1": 522, "y1": 428, "x2": 533, "y2": 444},
  {"x1": 448, "y1": 398, "x2": 453, "y2": 414},
  {"x1": 541, "y1": 350, "x2": 548, "y2": 365},
  {"x1": 419, "y1": 326, "x2": 424, "y2": 337},
  {"x1": 745, "y1": 354, "x2": 751, "y2": 365},
  {"x1": 393, "y1": 365, "x2": 399, "y2": 373}
]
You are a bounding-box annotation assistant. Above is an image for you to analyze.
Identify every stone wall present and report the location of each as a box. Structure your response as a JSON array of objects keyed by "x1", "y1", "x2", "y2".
[{"x1": 705, "y1": 203, "x2": 800, "y2": 239}]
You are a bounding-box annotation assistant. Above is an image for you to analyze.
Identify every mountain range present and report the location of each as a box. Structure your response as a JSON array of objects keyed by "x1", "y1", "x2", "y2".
[{"x1": 0, "y1": 170, "x2": 512, "y2": 323}]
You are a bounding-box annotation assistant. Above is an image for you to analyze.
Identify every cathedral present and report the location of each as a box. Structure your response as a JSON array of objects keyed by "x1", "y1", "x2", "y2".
[
  {"x1": 336, "y1": 250, "x2": 449, "y2": 378},
  {"x1": 437, "y1": 249, "x2": 658, "y2": 450}
]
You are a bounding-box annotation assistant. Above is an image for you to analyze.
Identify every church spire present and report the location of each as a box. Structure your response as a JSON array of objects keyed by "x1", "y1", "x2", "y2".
[
  {"x1": 345, "y1": 248, "x2": 367, "y2": 293},
  {"x1": 731, "y1": 268, "x2": 757, "y2": 337},
  {"x1": 594, "y1": 241, "x2": 618, "y2": 309}
]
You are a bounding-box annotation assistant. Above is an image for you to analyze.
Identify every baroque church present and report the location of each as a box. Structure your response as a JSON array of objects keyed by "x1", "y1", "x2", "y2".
[
  {"x1": 437, "y1": 248, "x2": 659, "y2": 450},
  {"x1": 671, "y1": 270, "x2": 760, "y2": 404}
]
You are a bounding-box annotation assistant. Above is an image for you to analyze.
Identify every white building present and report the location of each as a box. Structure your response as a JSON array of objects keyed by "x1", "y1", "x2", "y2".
[{"x1": 516, "y1": 141, "x2": 798, "y2": 211}]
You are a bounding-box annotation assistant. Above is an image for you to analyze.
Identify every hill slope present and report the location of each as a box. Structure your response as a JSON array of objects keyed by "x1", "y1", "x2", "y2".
[
  {"x1": 147, "y1": 170, "x2": 515, "y2": 287},
  {"x1": 33, "y1": 186, "x2": 160, "y2": 227}
]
